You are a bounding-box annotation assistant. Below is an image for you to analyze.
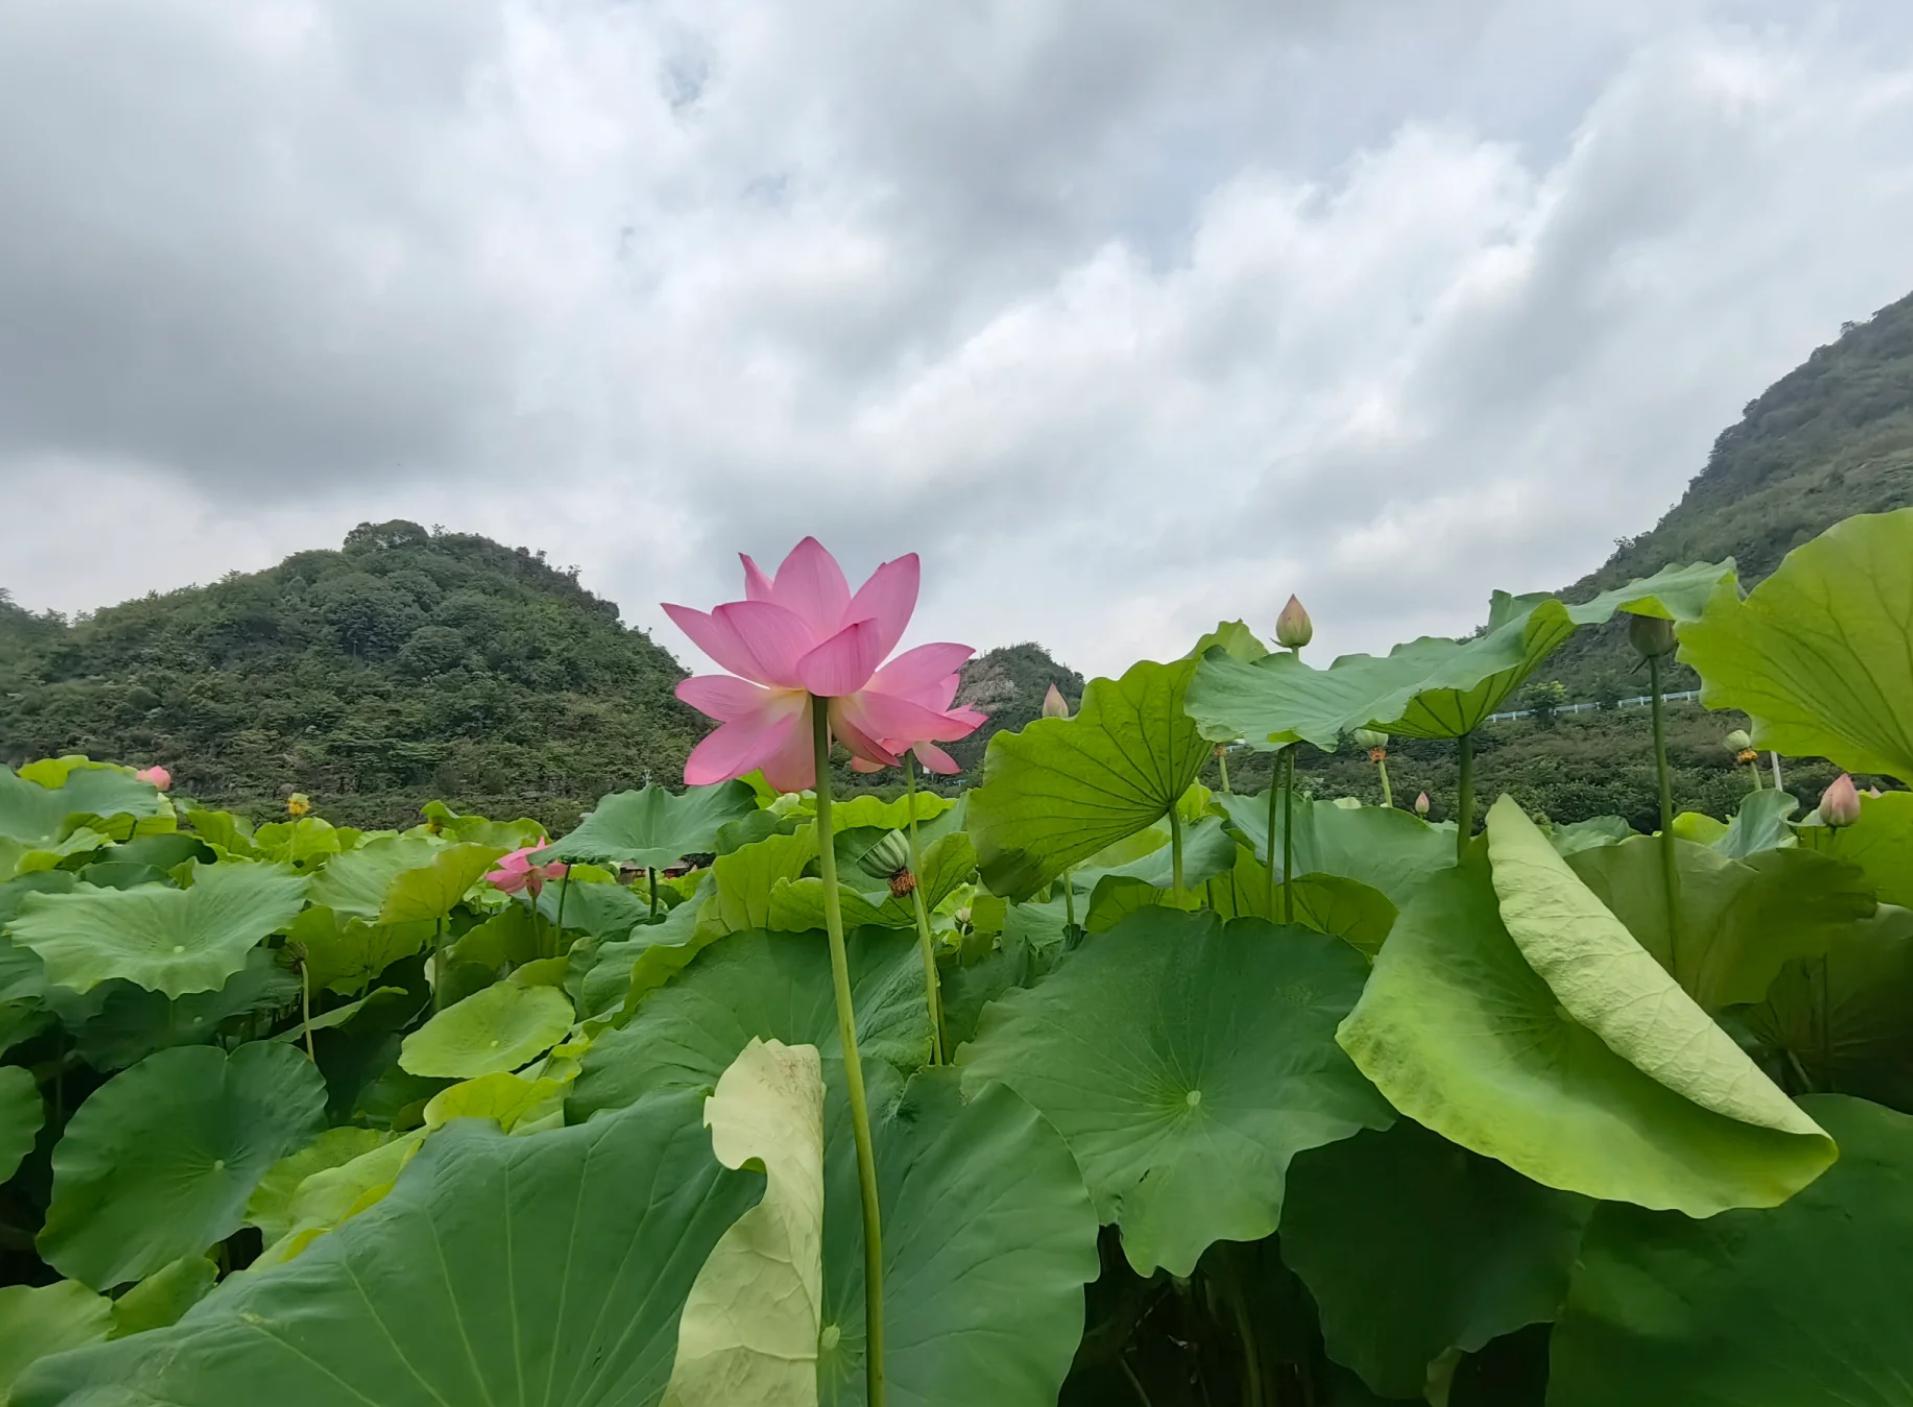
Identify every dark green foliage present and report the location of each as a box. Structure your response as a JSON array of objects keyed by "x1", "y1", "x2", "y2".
[{"x1": 0, "y1": 525, "x2": 701, "y2": 830}]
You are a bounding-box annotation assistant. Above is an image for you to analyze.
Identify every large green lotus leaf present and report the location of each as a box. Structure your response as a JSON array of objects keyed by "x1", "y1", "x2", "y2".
[
  {"x1": 959, "y1": 908, "x2": 1392, "y2": 1275},
  {"x1": 0, "y1": 763, "x2": 169, "y2": 848},
  {"x1": 1548, "y1": 815, "x2": 1635, "y2": 855},
  {"x1": 290, "y1": 904, "x2": 436, "y2": 995},
  {"x1": 1556, "y1": 557, "x2": 1740, "y2": 625},
  {"x1": 1709, "y1": 787, "x2": 1800, "y2": 859},
  {"x1": 1743, "y1": 905, "x2": 1913, "y2": 1111},
  {"x1": 1796, "y1": 789, "x2": 1913, "y2": 907},
  {"x1": 1488, "y1": 797, "x2": 1832, "y2": 1162},
  {"x1": 569, "y1": 929, "x2": 931, "y2": 1122},
  {"x1": 967, "y1": 657, "x2": 1208, "y2": 899},
  {"x1": 1338, "y1": 852, "x2": 1834, "y2": 1216},
  {"x1": 816, "y1": 1066, "x2": 1099, "y2": 1407},
  {"x1": 1080, "y1": 845, "x2": 1391, "y2": 945},
  {"x1": 1282, "y1": 1119, "x2": 1591, "y2": 1398},
  {"x1": 1217, "y1": 792, "x2": 1453, "y2": 907},
  {"x1": 539, "y1": 781, "x2": 762, "y2": 869},
  {"x1": 415, "y1": 799, "x2": 546, "y2": 850},
  {"x1": 665, "y1": 1039, "x2": 825, "y2": 1407},
  {"x1": 769, "y1": 830, "x2": 979, "y2": 936},
  {"x1": 38, "y1": 1041, "x2": 328, "y2": 1288},
  {"x1": 0, "y1": 1062, "x2": 42, "y2": 1181},
  {"x1": 1680, "y1": 509, "x2": 1913, "y2": 784},
  {"x1": 398, "y1": 982, "x2": 573, "y2": 1079},
  {"x1": 270, "y1": 985, "x2": 413, "y2": 1048},
  {"x1": 4, "y1": 862, "x2": 308, "y2": 997},
  {"x1": 15, "y1": 1088, "x2": 764, "y2": 1407},
  {"x1": 421, "y1": 1071, "x2": 566, "y2": 1133},
  {"x1": 258, "y1": 1130, "x2": 427, "y2": 1265},
  {"x1": 0, "y1": 1281, "x2": 111, "y2": 1400},
  {"x1": 566, "y1": 893, "x2": 711, "y2": 1021},
  {"x1": 110, "y1": 1255, "x2": 218, "y2": 1338},
  {"x1": 1567, "y1": 836, "x2": 1873, "y2": 1010},
  {"x1": 305, "y1": 834, "x2": 448, "y2": 920},
  {"x1": 535, "y1": 872, "x2": 652, "y2": 938},
  {"x1": 73, "y1": 946, "x2": 303, "y2": 1069},
  {"x1": 377, "y1": 841, "x2": 505, "y2": 924},
  {"x1": 1549, "y1": 1094, "x2": 1913, "y2": 1407},
  {"x1": 697, "y1": 829, "x2": 820, "y2": 939},
  {"x1": 245, "y1": 1126, "x2": 394, "y2": 1245}
]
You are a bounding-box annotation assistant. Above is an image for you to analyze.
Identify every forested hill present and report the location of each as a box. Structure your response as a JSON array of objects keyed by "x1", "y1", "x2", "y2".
[
  {"x1": 0, "y1": 520, "x2": 701, "y2": 827},
  {"x1": 1548, "y1": 288, "x2": 1913, "y2": 695}
]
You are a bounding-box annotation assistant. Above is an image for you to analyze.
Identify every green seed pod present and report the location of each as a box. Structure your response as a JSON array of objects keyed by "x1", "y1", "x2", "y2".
[
  {"x1": 856, "y1": 830, "x2": 912, "y2": 882},
  {"x1": 1352, "y1": 728, "x2": 1389, "y2": 750}
]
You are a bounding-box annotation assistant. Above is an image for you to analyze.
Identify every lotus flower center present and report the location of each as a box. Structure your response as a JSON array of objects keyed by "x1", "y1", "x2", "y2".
[
  {"x1": 1185, "y1": 1090, "x2": 1202, "y2": 1108},
  {"x1": 820, "y1": 1325, "x2": 841, "y2": 1351}
]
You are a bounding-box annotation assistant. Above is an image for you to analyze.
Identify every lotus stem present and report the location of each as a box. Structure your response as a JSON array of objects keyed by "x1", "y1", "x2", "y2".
[
  {"x1": 432, "y1": 917, "x2": 445, "y2": 1011},
  {"x1": 811, "y1": 698, "x2": 886, "y2": 1407},
  {"x1": 1455, "y1": 731, "x2": 1476, "y2": 865},
  {"x1": 553, "y1": 871, "x2": 571, "y2": 952},
  {"x1": 1281, "y1": 749, "x2": 1296, "y2": 923},
  {"x1": 647, "y1": 866, "x2": 658, "y2": 917},
  {"x1": 1216, "y1": 747, "x2": 1231, "y2": 795},
  {"x1": 902, "y1": 755, "x2": 947, "y2": 1065},
  {"x1": 1770, "y1": 751, "x2": 1785, "y2": 791},
  {"x1": 1062, "y1": 870, "x2": 1077, "y2": 931},
  {"x1": 1376, "y1": 755, "x2": 1392, "y2": 809},
  {"x1": 1648, "y1": 654, "x2": 1679, "y2": 971},
  {"x1": 1167, "y1": 802, "x2": 1185, "y2": 902},
  {"x1": 299, "y1": 958, "x2": 315, "y2": 1063},
  {"x1": 1265, "y1": 764, "x2": 1280, "y2": 915}
]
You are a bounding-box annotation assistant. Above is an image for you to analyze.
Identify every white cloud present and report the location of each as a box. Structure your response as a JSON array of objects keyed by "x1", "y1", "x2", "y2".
[{"x1": 2, "y1": 1, "x2": 1911, "y2": 678}]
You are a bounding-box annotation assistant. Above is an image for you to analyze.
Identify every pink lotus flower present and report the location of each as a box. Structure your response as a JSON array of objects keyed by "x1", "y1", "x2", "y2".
[
  {"x1": 487, "y1": 845, "x2": 567, "y2": 896},
  {"x1": 134, "y1": 765, "x2": 172, "y2": 791},
  {"x1": 665, "y1": 538, "x2": 984, "y2": 790}
]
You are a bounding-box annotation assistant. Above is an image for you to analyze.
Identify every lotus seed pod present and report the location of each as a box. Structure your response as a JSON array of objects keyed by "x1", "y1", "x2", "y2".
[
  {"x1": 1627, "y1": 614, "x2": 1677, "y2": 658},
  {"x1": 1352, "y1": 728, "x2": 1389, "y2": 750},
  {"x1": 1041, "y1": 683, "x2": 1071, "y2": 719},
  {"x1": 856, "y1": 830, "x2": 912, "y2": 881},
  {"x1": 1724, "y1": 728, "x2": 1752, "y2": 752},
  {"x1": 286, "y1": 792, "x2": 312, "y2": 818},
  {"x1": 1818, "y1": 774, "x2": 1861, "y2": 828},
  {"x1": 1275, "y1": 595, "x2": 1313, "y2": 649}
]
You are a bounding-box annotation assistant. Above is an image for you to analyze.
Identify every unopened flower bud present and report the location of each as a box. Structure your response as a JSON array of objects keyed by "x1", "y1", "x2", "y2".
[
  {"x1": 1041, "y1": 683, "x2": 1071, "y2": 719},
  {"x1": 134, "y1": 765, "x2": 172, "y2": 791},
  {"x1": 1414, "y1": 791, "x2": 1431, "y2": 817},
  {"x1": 1818, "y1": 774, "x2": 1861, "y2": 828},
  {"x1": 1627, "y1": 614, "x2": 1677, "y2": 658},
  {"x1": 1275, "y1": 595, "x2": 1313, "y2": 649},
  {"x1": 856, "y1": 830, "x2": 912, "y2": 882},
  {"x1": 1723, "y1": 729, "x2": 1752, "y2": 752}
]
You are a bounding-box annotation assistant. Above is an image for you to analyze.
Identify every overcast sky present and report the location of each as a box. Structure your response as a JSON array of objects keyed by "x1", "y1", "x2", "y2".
[{"x1": 3, "y1": 1, "x2": 1911, "y2": 677}]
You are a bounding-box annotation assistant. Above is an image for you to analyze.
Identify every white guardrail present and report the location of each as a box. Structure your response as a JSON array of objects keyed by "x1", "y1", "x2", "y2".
[{"x1": 1484, "y1": 688, "x2": 1700, "y2": 724}]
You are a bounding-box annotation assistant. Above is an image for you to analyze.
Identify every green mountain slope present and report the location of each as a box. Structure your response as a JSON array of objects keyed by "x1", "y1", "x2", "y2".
[{"x1": 1, "y1": 520, "x2": 700, "y2": 828}]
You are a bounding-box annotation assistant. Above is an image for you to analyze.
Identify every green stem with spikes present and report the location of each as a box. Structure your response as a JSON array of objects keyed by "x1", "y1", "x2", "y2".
[
  {"x1": 902, "y1": 755, "x2": 946, "y2": 1064},
  {"x1": 1455, "y1": 731, "x2": 1476, "y2": 865},
  {"x1": 1648, "y1": 654, "x2": 1679, "y2": 972},
  {"x1": 812, "y1": 698, "x2": 886, "y2": 1407},
  {"x1": 1216, "y1": 747, "x2": 1231, "y2": 794},
  {"x1": 1376, "y1": 755, "x2": 1393, "y2": 808},
  {"x1": 1281, "y1": 748, "x2": 1296, "y2": 923}
]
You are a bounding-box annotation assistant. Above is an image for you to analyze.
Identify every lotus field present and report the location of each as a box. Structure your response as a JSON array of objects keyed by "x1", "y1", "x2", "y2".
[{"x1": 6, "y1": 513, "x2": 1913, "y2": 1407}]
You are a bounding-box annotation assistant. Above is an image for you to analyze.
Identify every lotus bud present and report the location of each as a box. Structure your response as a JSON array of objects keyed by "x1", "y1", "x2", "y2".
[
  {"x1": 1352, "y1": 728, "x2": 1388, "y2": 750},
  {"x1": 1818, "y1": 774, "x2": 1861, "y2": 828},
  {"x1": 1275, "y1": 594, "x2": 1313, "y2": 649},
  {"x1": 1042, "y1": 683, "x2": 1071, "y2": 719},
  {"x1": 1723, "y1": 729, "x2": 1752, "y2": 753},
  {"x1": 287, "y1": 792, "x2": 312, "y2": 818},
  {"x1": 134, "y1": 765, "x2": 172, "y2": 791},
  {"x1": 1627, "y1": 614, "x2": 1677, "y2": 658},
  {"x1": 1414, "y1": 791, "x2": 1431, "y2": 817}
]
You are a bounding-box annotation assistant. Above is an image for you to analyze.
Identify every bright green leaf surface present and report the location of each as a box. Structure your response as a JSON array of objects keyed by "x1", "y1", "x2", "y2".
[
  {"x1": 1796, "y1": 789, "x2": 1913, "y2": 907},
  {"x1": 569, "y1": 929, "x2": 931, "y2": 1122},
  {"x1": 667, "y1": 1039, "x2": 825, "y2": 1407},
  {"x1": 540, "y1": 781, "x2": 761, "y2": 869},
  {"x1": 1283, "y1": 1120, "x2": 1591, "y2": 1398},
  {"x1": 1338, "y1": 854, "x2": 1835, "y2": 1217},
  {"x1": 39, "y1": 1042, "x2": 328, "y2": 1288},
  {"x1": 15, "y1": 1090, "x2": 764, "y2": 1407},
  {"x1": 422, "y1": 1071, "x2": 566, "y2": 1132},
  {"x1": 289, "y1": 904, "x2": 435, "y2": 995},
  {"x1": 377, "y1": 841, "x2": 505, "y2": 923},
  {"x1": 1568, "y1": 836, "x2": 1873, "y2": 1010},
  {"x1": 398, "y1": 982, "x2": 573, "y2": 1078},
  {"x1": 4, "y1": 862, "x2": 307, "y2": 997},
  {"x1": 246, "y1": 1126, "x2": 394, "y2": 1246},
  {"x1": 960, "y1": 909, "x2": 1393, "y2": 1275},
  {"x1": 1549, "y1": 1094, "x2": 1913, "y2": 1407},
  {"x1": 110, "y1": 1256, "x2": 217, "y2": 1338},
  {"x1": 816, "y1": 1067, "x2": 1099, "y2": 1407},
  {"x1": 0, "y1": 1281, "x2": 111, "y2": 1400},
  {"x1": 0, "y1": 764, "x2": 168, "y2": 849},
  {"x1": 1217, "y1": 792, "x2": 1454, "y2": 906},
  {"x1": 0, "y1": 1064, "x2": 42, "y2": 1182},
  {"x1": 698, "y1": 830, "x2": 819, "y2": 938},
  {"x1": 305, "y1": 834, "x2": 446, "y2": 921},
  {"x1": 1680, "y1": 509, "x2": 1913, "y2": 784}
]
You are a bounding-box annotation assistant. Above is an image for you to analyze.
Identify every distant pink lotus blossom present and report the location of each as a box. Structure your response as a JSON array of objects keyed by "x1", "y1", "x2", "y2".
[
  {"x1": 665, "y1": 537, "x2": 983, "y2": 790},
  {"x1": 134, "y1": 766, "x2": 172, "y2": 791},
  {"x1": 487, "y1": 845, "x2": 567, "y2": 896}
]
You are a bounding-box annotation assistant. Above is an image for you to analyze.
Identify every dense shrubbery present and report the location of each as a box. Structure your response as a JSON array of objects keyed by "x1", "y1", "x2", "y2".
[{"x1": 4, "y1": 510, "x2": 1913, "y2": 1405}]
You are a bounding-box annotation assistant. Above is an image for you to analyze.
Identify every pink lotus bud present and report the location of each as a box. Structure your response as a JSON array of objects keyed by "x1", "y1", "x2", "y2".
[
  {"x1": 1414, "y1": 791, "x2": 1431, "y2": 817},
  {"x1": 1041, "y1": 683, "x2": 1071, "y2": 719},
  {"x1": 1275, "y1": 595, "x2": 1313, "y2": 649},
  {"x1": 134, "y1": 766, "x2": 172, "y2": 791},
  {"x1": 1818, "y1": 774, "x2": 1861, "y2": 827}
]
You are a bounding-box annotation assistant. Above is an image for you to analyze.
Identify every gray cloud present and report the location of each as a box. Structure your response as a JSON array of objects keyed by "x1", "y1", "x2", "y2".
[{"x1": 3, "y1": 0, "x2": 1912, "y2": 678}]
